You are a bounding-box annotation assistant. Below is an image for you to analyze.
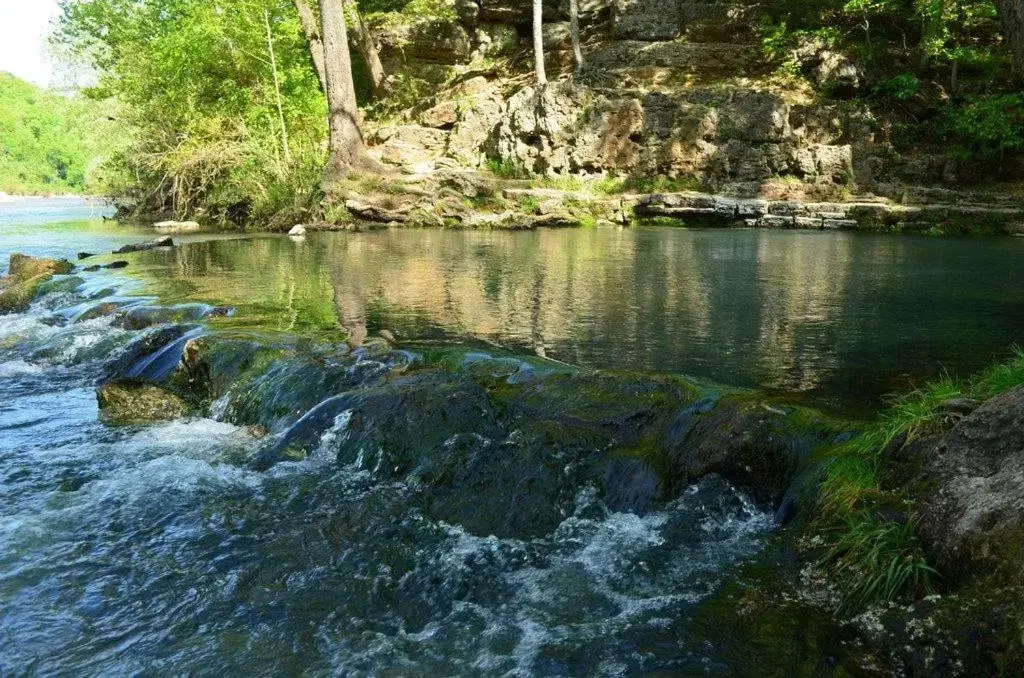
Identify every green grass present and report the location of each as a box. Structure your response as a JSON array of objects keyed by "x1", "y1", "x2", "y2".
[
  {"x1": 820, "y1": 513, "x2": 937, "y2": 614},
  {"x1": 814, "y1": 347, "x2": 1024, "y2": 612}
]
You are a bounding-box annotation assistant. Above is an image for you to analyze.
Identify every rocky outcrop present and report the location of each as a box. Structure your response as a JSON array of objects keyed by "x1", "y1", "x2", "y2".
[
  {"x1": 894, "y1": 386, "x2": 1024, "y2": 587},
  {"x1": 487, "y1": 81, "x2": 862, "y2": 190},
  {"x1": 631, "y1": 191, "x2": 1024, "y2": 233}
]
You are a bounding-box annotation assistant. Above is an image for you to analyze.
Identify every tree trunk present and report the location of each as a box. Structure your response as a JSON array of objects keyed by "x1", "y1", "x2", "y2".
[
  {"x1": 345, "y1": 0, "x2": 388, "y2": 98},
  {"x1": 994, "y1": 0, "x2": 1024, "y2": 77},
  {"x1": 533, "y1": 0, "x2": 546, "y2": 86},
  {"x1": 292, "y1": 0, "x2": 328, "y2": 94},
  {"x1": 569, "y1": 0, "x2": 584, "y2": 74},
  {"x1": 319, "y1": 0, "x2": 371, "y2": 182}
]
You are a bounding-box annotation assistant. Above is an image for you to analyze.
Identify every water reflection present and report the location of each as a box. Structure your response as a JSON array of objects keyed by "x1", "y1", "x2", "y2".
[{"x1": 131, "y1": 228, "x2": 1024, "y2": 413}]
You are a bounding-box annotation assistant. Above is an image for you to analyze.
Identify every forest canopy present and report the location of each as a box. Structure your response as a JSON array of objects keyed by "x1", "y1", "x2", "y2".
[{"x1": 0, "y1": 72, "x2": 116, "y2": 195}]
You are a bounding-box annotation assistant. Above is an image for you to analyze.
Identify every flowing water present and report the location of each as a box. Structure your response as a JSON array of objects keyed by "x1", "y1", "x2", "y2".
[{"x1": 2, "y1": 201, "x2": 1023, "y2": 674}]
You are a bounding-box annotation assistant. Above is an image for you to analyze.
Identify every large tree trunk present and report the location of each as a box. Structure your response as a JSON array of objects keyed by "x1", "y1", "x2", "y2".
[
  {"x1": 319, "y1": 0, "x2": 371, "y2": 182},
  {"x1": 533, "y1": 0, "x2": 546, "y2": 86},
  {"x1": 292, "y1": 0, "x2": 328, "y2": 94},
  {"x1": 345, "y1": 0, "x2": 388, "y2": 98},
  {"x1": 569, "y1": 0, "x2": 584, "y2": 74},
  {"x1": 995, "y1": 0, "x2": 1024, "y2": 77}
]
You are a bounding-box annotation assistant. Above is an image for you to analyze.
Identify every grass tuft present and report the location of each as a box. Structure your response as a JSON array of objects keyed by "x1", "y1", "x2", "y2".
[
  {"x1": 814, "y1": 347, "x2": 1024, "y2": 613},
  {"x1": 821, "y1": 513, "x2": 938, "y2": 614}
]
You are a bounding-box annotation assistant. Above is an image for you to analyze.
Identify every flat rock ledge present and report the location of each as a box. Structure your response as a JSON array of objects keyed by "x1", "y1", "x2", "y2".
[
  {"x1": 629, "y1": 192, "x2": 1024, "y2": 233},
  {"x1": 337, "y1": 175, "x2": 1024, "y2": 234}
]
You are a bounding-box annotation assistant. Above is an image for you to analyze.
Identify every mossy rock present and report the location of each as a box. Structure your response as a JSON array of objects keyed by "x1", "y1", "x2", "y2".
[
  {"x1": 97, "y1": 380, "x2": 189, "y2": 425},
  {"x1": 0, "y1": 273, "x2": 54, "y2": 314},
  {"x1": 8, "y1": 253, "x2": 74, "y2": 278}
]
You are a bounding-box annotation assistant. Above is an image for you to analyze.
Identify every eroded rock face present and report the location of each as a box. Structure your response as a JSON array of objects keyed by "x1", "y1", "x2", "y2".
[
  {"x1": 613, "y1": 0, "x2": 683, "y2": 41},
  {"x1": 486, "y1": 81, "x2": 863, "y2": 188},
  {"x1": 910, "y1": 386, "x2": 1024, "y2": 587}
]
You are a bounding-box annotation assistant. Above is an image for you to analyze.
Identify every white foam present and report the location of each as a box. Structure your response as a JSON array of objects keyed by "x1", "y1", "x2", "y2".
[{"x1": 0, "y1": 360, "x2": 43, "y2": 376}]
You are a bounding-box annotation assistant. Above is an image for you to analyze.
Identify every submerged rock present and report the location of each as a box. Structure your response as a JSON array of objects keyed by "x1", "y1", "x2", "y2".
[
  {"x1": 114, "y1": 237, "x2": 174, "y2": 254},
  {"x1": 114, "y1": 303, "x2": 218, "y2": 331},
  {"x1": 97, "y1": 380, "x2": 189, "y2": 424}
]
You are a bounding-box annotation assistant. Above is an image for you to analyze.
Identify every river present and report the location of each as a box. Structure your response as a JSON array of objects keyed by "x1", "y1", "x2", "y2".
[{"x1": 1, "y1": 200, "x2": 1022, "y2": 674}]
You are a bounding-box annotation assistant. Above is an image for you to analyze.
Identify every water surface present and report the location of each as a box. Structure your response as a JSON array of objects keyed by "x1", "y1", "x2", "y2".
[
  {"x1": 2, "y1": 205, "x2": 1023, "y2": 673},
  {"x1": 126, "y1": 227, "x2": 1024, "y2": 412}
]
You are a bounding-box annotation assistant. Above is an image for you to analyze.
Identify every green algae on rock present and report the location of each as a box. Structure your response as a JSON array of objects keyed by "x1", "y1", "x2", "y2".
[{"x1": 96, "y1": 380, "x2": 190, "y2": 424}]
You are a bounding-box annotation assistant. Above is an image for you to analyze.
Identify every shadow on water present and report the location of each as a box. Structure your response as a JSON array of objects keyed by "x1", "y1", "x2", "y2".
[{"x1": 126, "y1": 227, "x2": 1024, "y2": 415}]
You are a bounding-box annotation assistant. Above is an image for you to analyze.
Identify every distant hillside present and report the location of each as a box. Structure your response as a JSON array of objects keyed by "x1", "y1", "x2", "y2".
[{"x1": 0, "y1": 72, "x2": 116, "y2": 195}]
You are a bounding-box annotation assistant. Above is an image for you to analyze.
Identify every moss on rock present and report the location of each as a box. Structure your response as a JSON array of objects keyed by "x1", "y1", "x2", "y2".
[
  {"x1": 97, "y1": 381, "x2": 190, "y2": 424},
  {"x1": 0, "y1": 273, "x2": 54, "y2": 314}
]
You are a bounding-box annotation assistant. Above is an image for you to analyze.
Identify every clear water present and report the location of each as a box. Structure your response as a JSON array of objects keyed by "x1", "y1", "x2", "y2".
[
  {"x1": 126, "y1": 227, "x2": 1024, "y2": 412},
  {"x1": 0, "y1": 203, "x2": 776, "y2": 674},
  {"x1": 1, "y1": 203, "x2": 1021, "y2": 673}
]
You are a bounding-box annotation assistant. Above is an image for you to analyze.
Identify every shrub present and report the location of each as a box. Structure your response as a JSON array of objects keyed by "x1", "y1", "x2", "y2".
[{"x1": 945, "y1": 95, "x2": 1024, "y2": 157}]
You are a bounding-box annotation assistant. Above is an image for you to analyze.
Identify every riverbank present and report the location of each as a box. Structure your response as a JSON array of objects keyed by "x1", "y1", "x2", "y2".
[
  {"x1": 326, "y1": 171, "x2": 1024, "y2": 236},
  {"x1": 3, "y1": 247, "x2": 1023, "y2": 672},
  {"x1": 0, "y1": 192, "x2": 100, "y2": 203}
]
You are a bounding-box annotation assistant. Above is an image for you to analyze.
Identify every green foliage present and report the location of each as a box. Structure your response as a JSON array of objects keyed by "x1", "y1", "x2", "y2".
[
  {"x1": 55, "y1": 0, "x2": 326, "y2": 225},
  {"x1": 486, "y1": 158, "x2": 533, "y2": 180},
  {"x1": 0, "y1": 73, "x2": 117, "y2": 194},
  {"x1": 515, "y1": 195, "x2": 541, "y2": 214},
  {"x1": 872, "y1": 73, "x2": 920, "y2": 100},
  {"x1": 821, "y1": 513, "x2": 937, "y2": 613},
  {"x1": 945, "y1": 95, "x2": 1024, "y2": 157},
  {"x1": 621, "y1": 175, "x2": 704, "y2": 193}
]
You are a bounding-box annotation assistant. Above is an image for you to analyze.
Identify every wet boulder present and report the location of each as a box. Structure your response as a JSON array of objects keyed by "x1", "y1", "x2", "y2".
[
  {"x1": 0, "y1": 274, "x2": 55, "y2": 314},
  {"x1": 665, "y1": 396, "x2": 838, "y2": 508},
  {"x1": 103, "y1": 324, "x2": 200, "y2": 381},
  {"x1": 97, "y1": 380, "x2": 189, "y2": 424},
  {"x1": 8, "y1": 253, "x2": 74, "y2": 278}
]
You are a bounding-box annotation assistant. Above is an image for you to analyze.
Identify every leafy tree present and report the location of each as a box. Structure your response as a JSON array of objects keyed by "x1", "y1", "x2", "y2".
[
  {"x1": 319, "y1": 0, "x2": 375, "y2": 182},
  {"x1": 55, "y1": 0, "x2": 326, "y2": 223}
]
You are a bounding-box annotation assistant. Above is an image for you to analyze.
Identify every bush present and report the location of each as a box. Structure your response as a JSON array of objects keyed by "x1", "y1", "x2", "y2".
[
  {"x1": 945, "y1": 95, "x2": 1024, "y2": 157},
  {"x1": 873, "y1": 73, "x2": 921, "y2": 101}
]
